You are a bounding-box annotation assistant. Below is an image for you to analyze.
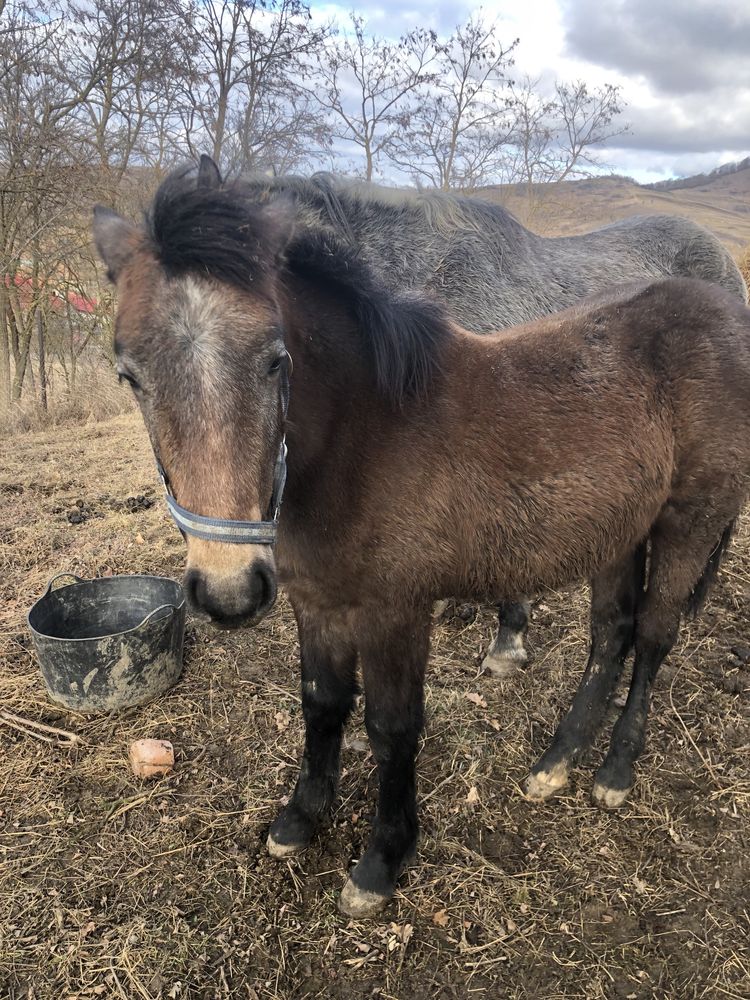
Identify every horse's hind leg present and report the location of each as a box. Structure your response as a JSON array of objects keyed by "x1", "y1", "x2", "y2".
[
  {"x1": 338, "y1": 608, "x2": 431, "y2": 919},
  {"x1": 525, "y1": 544, "x2": 646, "y2": 801},
  {"x1": 482, "y1": 598, "x2": 531, "y2": 676},
  {"x1": 268, "y1": 606, "x2": 357, "y2": 858},
  {"x1": 593, "y1": 513, "x2": 735, "y2": 809}
]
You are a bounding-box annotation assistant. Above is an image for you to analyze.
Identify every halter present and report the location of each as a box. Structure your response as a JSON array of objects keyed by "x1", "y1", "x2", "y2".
[{"x1": 156, "y1": 354, "x2": 291, "y2": 546}]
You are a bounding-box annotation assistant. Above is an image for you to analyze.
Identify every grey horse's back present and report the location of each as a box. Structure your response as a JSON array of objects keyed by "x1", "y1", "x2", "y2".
[
  {"x1": 241, "y1": 174, "x2": 748, "y2": 324},
  {"x1": 564, "y1": 214, "x2": 748, "y2": 304}
]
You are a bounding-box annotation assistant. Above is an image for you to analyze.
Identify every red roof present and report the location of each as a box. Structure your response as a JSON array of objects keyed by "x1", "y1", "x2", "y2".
[{"x1": 4, "y1": 274, "x2": 97, "y2": 314}]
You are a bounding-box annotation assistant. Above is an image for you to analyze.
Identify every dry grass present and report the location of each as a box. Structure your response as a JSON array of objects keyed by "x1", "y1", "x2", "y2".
[
  {"x1": 1, "y1": 413, "x2": 749, "y2": 1000},
  {"x1": 0, "y1": 358, "x2": 135, "y2": 435}
]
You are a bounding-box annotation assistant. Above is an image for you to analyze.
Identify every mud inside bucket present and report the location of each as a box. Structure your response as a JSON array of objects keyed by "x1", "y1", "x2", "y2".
[{"x1": 27, "y1": 573, "x2": 186, "y2": 714}]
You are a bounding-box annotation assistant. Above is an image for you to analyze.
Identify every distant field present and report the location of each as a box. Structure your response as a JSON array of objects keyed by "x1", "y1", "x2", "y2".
[{"x1": 484, "y1": 168, "x2": 750, "y2": 256}]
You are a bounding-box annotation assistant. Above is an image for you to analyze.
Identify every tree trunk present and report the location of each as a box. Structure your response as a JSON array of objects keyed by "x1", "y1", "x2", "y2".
[
  {"x1": 12, "y1": 323, "x2": 31, "y2": 399},
  {"x1": 37, "y1": 308, "x2": 47, "y2": 411},
  {"x1": 0, "y1": 285, "x2": 10, "y2": 407}
]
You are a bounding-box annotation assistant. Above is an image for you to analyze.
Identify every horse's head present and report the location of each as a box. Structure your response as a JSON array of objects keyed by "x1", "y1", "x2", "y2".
[{"x1": 93, "y1": 157, "x2": 293, "y2": 628}]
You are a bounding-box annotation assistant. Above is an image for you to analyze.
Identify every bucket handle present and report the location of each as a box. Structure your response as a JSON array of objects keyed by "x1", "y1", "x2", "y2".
[
  {"x1": 44, "y1": 572, "x2": 86, "y2": 595},
  {"x1": 138, "y1": 604, "x2": 176, "y2": 628}
]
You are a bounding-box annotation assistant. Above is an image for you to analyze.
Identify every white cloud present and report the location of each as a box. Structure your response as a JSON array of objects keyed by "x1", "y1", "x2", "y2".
[{"x1": 307, "y1": 0, "x2": 750, "y2": 181}]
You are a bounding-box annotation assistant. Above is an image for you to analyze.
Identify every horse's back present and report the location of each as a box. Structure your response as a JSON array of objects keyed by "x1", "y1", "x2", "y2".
[{"x1": 549, "y1": 214, "x2": 748, "y2": 304}]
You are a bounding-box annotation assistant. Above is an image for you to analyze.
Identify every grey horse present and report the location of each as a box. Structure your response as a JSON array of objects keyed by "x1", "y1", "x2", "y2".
[{"x1": 238, "y1": 171, "x2": 749, "y2": 673}]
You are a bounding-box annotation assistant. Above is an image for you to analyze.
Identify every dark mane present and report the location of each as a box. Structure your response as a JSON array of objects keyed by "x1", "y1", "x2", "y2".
[
  {"x1": 286, "y1": 229, "x2": 451, "y2": 405},
  {"x1": 147, "y1": 164, "x2": 285, "y2": 288},
  {"x1": 147, "y1": 164, "x2": 452, "y2": 405}
]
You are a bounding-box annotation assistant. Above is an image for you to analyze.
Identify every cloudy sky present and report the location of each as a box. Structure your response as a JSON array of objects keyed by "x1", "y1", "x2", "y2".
[{"x1": 310, "y1": 0, "x2": 750, "y2": 182}]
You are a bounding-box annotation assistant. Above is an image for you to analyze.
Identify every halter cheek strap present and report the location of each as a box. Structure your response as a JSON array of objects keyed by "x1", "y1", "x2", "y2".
[{"x1": 156, "y1": 354, "x2": 290, "y2": 546}]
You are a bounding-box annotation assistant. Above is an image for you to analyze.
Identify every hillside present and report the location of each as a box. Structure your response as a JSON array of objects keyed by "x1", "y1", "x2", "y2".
[{"x1": 483, "y1": 165, "x2": 750, "y2": 256}]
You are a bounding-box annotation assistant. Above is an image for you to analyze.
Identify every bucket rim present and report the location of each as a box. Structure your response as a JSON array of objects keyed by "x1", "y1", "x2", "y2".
[{"x1": 27, "y1": 573, "x2": 186, "y2": 644}]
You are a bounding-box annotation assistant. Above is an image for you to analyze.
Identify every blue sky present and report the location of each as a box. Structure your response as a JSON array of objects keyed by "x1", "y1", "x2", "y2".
[{"x1": 309, "y1": 0, "x2": 750, "y2": 182}]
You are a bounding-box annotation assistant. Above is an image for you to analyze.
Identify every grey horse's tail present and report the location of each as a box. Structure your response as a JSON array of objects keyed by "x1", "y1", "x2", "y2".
[{"x1": 685, "y1": 521, "x2": 736, "y2": 619}]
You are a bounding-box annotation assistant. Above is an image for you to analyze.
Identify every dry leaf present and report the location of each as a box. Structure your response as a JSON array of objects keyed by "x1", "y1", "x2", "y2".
[
  {"x1": 466, "y1": 785, "x2": 480, "y2": 805},
  {"x1": 432, "y1": 908, "x2": 449, "y2": 927},
  {"x1": 274, "y1": 710, "x2": 291, "y2": 731},
  {"x1": 465, "y1": 692, "x2": 487, "y2": 709},
  {"x1": 388, "y1": 922, "x2": 413, "y2": 947},
  {"x1": 135, "y1": 533, "x2": 145, "y2": 545}
]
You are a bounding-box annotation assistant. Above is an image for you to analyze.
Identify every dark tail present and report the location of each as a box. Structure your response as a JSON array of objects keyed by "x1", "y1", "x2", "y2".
[{"x1": 685, "y1": 520, "x2": 735, "y2": 618}]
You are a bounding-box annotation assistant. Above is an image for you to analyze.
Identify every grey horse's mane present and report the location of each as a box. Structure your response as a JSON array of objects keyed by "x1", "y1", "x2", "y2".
[{"x1": 242, "y1": 171, "x2": 527, "y2": 242}]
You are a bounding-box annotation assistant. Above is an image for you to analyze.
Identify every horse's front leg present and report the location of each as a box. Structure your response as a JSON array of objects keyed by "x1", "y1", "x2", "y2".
[
  {"x1": 339, "y1": 609, "x2": 431, "y2": 919},
  {"x1": 267, "y1": 605, "x2": 357, "y2": 858}
]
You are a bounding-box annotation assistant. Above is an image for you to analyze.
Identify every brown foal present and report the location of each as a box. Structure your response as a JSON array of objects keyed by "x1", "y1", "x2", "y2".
[{"x1": 94, "y1": 165, "x2": 750, "y2": 917}]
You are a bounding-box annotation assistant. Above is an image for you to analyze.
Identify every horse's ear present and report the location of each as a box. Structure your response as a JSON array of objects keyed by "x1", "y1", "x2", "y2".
[
  {"x1": 92, "y1": 206, "x2": 139, "y2": 282},
  {"x1": 198, "y1": 154, "x2": 222, "y2": 189},
  {"x1": 262, "y1": 199, "x2": 295, "y2": 261}
]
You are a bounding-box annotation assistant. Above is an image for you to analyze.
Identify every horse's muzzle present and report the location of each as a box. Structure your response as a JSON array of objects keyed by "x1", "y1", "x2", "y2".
[{"x1": 184, "y1": 561, "x2": 277, "y2": 628}]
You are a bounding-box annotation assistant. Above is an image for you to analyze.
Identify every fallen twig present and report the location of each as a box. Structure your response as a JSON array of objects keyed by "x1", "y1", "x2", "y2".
[{"x1": 0, "y1": 708, "x2": 81, "y2": 746}]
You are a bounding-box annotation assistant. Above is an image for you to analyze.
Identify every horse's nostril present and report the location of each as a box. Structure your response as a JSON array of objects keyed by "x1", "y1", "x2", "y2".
[
  {"x1": 184, "y1": 563, "x2": 276, "y2": 626},
  {"x1": 250, "y1": 561, "x2": 277, "y2": 616}
]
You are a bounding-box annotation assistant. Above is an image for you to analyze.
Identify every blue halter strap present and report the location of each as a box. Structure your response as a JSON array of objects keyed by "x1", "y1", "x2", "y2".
[{"x1": 156, "y1": 354, "x2": 290, "y2": 546}]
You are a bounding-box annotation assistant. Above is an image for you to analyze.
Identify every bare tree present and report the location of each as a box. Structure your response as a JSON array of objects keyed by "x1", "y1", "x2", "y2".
[
  {"x1": 311, "y1": 14, "x2": 437, "y2": 181},
  {"x1": 552, "y1": 81, "x2": 627, "y2": 181},
  {"x1": 170, "y1": 0, "x2": 329, "y2": 173},
  {"x1": 72, "y1": 0, "x2": 191, "y2": 184},
  {"x1": 0, "y1": 0, "x2": 130, "y2": 401},
  {"x1": 508, "y1": 76, "x2": 626, "y2": 190},
  {"x1": 389, "y1": 16, "x2": 516, "y2": 190}
]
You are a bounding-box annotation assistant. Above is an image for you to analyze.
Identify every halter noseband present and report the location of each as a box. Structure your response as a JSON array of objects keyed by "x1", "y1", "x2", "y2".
[{"x1": 156, "y1": 353, "x2": 291, "y2": 546}]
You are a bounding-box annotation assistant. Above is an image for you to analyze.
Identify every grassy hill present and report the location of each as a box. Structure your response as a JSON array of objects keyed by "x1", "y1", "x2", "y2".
[{"x1": 482, "y1": 165, "x2": 750, "y2": 257}]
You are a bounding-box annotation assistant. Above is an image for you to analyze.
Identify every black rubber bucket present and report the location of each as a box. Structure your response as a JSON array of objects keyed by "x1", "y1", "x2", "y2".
[{"x1": 27, "y1": 573, "x2": 186, "y2": 713}]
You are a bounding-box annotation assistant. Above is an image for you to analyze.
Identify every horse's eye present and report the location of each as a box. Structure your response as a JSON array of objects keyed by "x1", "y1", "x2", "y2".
[
  {"x1": 267, "y1": 354, "x2": 284, "y2": 376},
  {"x1": 117, "y1": 370, "x2": 141, "y2": 391}
]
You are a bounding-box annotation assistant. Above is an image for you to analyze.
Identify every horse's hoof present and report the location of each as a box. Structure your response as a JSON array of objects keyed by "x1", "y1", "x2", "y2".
[
  {"x1": 524, "y1": 761, "x2": 569, "y2": 801},
  {"x1": 266, "y1": 831, "x2": 307, "y2": 859},
  {"x1": 592, "y1": 781, "x2": 631, "y2": 809},
  {"x1": 338, "y1": 877, "x2": 391, "y2": 919},
  {"x1": 482, "y1": 647, "x2": 526, "y2": 678},
  {"x1": 482, "y1": 634, "x2": 528, "y2": 678}
]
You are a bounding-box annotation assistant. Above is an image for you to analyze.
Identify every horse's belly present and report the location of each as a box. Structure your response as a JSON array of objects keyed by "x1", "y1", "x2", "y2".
[{"x1": 473, "y1": 462, "x2": 671, "y2": 598}]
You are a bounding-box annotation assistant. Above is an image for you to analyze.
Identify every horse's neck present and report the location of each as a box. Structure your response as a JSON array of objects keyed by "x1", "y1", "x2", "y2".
[{"x1": 281, "y1": 282, "x2": 388, "y2": 491}]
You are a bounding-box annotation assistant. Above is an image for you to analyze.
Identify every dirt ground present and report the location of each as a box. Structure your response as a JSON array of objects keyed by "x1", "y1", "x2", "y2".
[{"x1": 1, "y1": 412, "x2": 749, "y2": 1000}]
